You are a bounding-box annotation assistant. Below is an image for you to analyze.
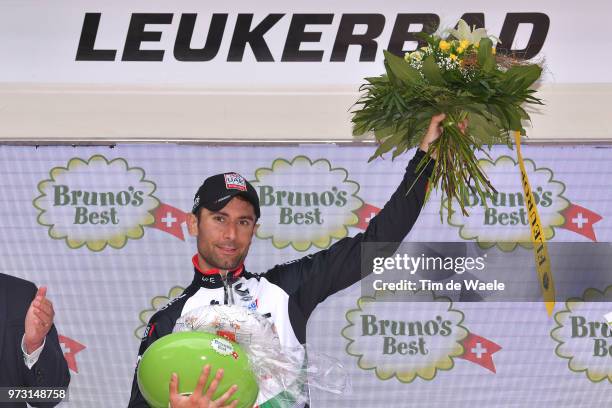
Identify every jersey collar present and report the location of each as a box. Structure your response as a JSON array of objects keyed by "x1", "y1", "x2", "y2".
[{"x1": 192, "y1": 254, "x2": 244, "y2": 288}]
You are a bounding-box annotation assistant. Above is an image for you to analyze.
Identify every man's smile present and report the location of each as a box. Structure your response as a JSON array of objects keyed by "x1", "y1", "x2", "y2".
[{"x1": 216, "y1": 245, "x2": 238, "y2": 255}]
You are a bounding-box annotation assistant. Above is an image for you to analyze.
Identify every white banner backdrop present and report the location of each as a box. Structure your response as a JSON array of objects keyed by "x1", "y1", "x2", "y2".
[
  {"x1": 0, "y1": 0, "x2": 609, "y2": 85},
  {"x1": 0, "y1": 143, "x2": 611, "y2": 407}
]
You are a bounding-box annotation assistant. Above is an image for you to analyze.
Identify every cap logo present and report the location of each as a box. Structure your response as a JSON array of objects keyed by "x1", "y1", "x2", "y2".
[{"x1": 224, "y1": 173, "x2": 247, "y2": 191}]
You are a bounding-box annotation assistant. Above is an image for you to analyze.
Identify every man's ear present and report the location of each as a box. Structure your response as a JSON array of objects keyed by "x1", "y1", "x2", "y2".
[{"x1": 186, "y1": 213, "x2": 199, "y2": 237}]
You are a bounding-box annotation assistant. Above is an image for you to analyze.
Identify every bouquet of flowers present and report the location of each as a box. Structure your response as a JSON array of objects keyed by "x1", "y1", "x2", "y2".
[{"x1": 351, "y1": 20, "x2": 543, "y2": 218}]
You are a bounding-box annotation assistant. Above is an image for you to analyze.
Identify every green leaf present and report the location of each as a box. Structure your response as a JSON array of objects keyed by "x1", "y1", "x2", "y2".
[
  {"x1": 352, "y1": 122, "x2": 369, "y2": 136},
  {"x1": 516, "y1": 106, "x2": 530, "y2": 121},
  {"x1": 391, "y1": 140, "x2": 409, "y2": 160},
  {"x1": 422, "y1": 55, "x2": 446, "y2": 86},
  {"x1": 503, "y1": 64, "x2": 542, "y2": 91},
  {"x1": 365, "y1": 75, "x2": 389, "y2": 86},
  {"x1": 369, "y1": 131, "x2": 406, "y2": 161},
  {"x1": 374, "y1": 126, "x2": 396, "y2": 140},
  {"x1": 469, "y1": 113, "x2": 503, "y2": 147},
  {"x1": 383, "y1": 50, "x2": 422, "y2": 86},
  {"x1": 498, "y1": 105, "x2": 522, "y2": 131},
  {"x1": 477, "y1": 38, "x2": 495, "y2": 72}
]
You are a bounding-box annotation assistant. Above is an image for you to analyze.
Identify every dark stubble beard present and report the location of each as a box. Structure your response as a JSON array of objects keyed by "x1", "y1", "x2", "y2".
[{"x1": 201, "y1": 249, "x2": 247, "y2": 272}]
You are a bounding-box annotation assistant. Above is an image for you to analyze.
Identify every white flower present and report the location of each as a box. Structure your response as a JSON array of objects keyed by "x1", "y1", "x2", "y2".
[
  {"x1": 410, "y1": 51, "x2": 423, "y2": 61},
  {"x1": 448, "y1": 19, "x2": 496, "y2": 46}
]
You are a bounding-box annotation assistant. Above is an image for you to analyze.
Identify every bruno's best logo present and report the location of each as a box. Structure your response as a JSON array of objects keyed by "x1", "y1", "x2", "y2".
[
  {"x1": 551, "y1": 286, "x2": 612, "y2": 383},
  {"x1": 447, "y1": 156, "x2": 569, "y2": 251},
  {"x1": 251, "y1": 156, "x2": 363, "y2": 251},
  {"x1": 33, "y1": 155, "x2": 159, "y2": 251},
  {"x1": 342, "y1": 291, "x2": 469, "y2": 382}
]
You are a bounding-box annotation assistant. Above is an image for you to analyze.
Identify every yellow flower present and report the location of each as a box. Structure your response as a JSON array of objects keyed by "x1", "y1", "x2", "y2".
[
  {"x1": 439, "y1": 40, "x2": 451, "y2": 52},
  {"x1": 492, "y1": 47, "x2": 496, "y2": 55},
  {"x1": 450, "y1": 54, "x2": 458, "y2": 61},
  {"x1": 474, "y1": 42, "x2": 480, "y2": 49},
  {"x1": 457, "y1": 46, "x2": 465, "y2": 54},
  {"x1": 460, "y1": 39, "x2": 470, "y2": 49}
]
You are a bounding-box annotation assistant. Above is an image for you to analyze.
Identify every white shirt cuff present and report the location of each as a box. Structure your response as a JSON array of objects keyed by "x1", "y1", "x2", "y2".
[{"x1": 21, "y1": 335, "x2": 46, "y2": 370}]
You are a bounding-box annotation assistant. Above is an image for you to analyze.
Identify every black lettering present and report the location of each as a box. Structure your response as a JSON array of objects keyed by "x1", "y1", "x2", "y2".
[
  {"x1": 76, "y1": 13, "x2": 117, "y2": 61},
  {"x1": 282, "y1": 14, "x2": 333, "y2": 62},
  {"x1": 122, "y1": 13, "x2": 173, "y2": 61},
  {"x1": 228, "y1": 14, "x2": 284, "y2": 62},
  {"x1": 498, "y1": 13, "x2": 550, "y2": 59},
  {"x1": 387, "y1": 14, "x2": 440, "y2": 56},
  {"x1": 331, "y1": 14, "x2": 385, "y2": 62},
  {"x1": 174, "y1": 14, "x2": 227, "y2": 62},
  {"x1": 458, "y1": 13, "x2": 485, "y2": 30}
]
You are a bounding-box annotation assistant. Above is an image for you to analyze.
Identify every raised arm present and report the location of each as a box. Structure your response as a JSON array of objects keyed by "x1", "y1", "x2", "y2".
[{"x1": 265, "y1": 114, "x2": 445, "y2": 320}]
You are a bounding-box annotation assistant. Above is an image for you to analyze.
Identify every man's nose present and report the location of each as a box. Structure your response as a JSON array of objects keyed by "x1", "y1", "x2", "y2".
[{"x1": 223, "y1": 222, "x2": 237, "y2": 240}]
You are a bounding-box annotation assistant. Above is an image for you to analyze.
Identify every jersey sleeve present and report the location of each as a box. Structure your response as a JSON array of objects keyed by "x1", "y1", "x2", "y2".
[{"x1": 127, "y1": 313, "x2": 173, "y2": 408}]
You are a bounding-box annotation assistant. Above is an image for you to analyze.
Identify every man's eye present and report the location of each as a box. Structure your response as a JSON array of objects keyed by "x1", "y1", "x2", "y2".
[
  {"x1": 214, "y1": 216, "x2": 225, "y2": 222},
  {"x1": 239, "y1": 220, "x2": 252, "y2": 226}
]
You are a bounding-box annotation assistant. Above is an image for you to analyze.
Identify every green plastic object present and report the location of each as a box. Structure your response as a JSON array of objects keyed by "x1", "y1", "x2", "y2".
[{"x1": 137, "y1": 331, "x2": 259, "y2": 408}]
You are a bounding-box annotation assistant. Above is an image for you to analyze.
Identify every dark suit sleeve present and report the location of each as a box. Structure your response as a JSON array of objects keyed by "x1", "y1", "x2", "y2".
[
  {"x1": 25, "y1": 324, "x2": 71, "y2": 408},
  {"x1": 128, "y1": 313, "x2": 173, "y2": 408},
  {"x1": 265, "y1": 149, "x2": 434, "y2": 320},
  {"x1": 11, "y1": 280, "x2": 70, "y2": 408}
]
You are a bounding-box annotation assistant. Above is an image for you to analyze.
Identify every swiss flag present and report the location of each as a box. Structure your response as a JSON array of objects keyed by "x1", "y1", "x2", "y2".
[
  {"x1": 59, "y1": 335, "x2": 86, "y2": 373},
  {"x1": 458, "y1": 333, "x2": 502, "y2": 373},
  {"x1": 355, "y1": 203, "x2": 381, "y2": 230},
  {"x1": 560, "y1": 204, "x2": 602, "y2": 241},
  {"x1": 150, "y1": 202, "x2": 189, "y2": 240}
]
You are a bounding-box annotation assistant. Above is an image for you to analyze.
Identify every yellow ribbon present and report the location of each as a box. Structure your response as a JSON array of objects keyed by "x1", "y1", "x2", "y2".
[{"x1": 514, "y1": 131, "x2": 555, "y2": 316}]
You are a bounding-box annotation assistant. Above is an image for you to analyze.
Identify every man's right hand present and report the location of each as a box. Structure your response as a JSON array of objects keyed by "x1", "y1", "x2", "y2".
[
  {"x1": 169, "y1": 365, "x2": 239, "y2": 408},
  {"x1": 24, "y1": 286, "x2": 55, "y2": 354},
  {"x1": 419, "y1": 113, "x2": 468, "y2": 159}
]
